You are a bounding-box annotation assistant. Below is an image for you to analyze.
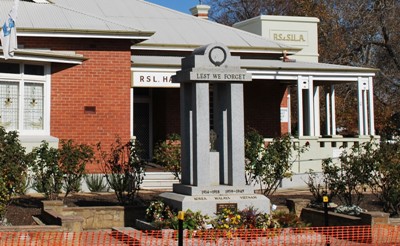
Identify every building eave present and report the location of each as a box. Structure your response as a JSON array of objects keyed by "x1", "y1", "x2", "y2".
[
  {"x1": 18, "y1": 28, "x2": 154, "y2": 40},
  {"x1": 131, "y1": 43, "x2": 300, "y2": 55},
  {"x1": 1, "y1": 49, "x2": 87, "y2": 64}
]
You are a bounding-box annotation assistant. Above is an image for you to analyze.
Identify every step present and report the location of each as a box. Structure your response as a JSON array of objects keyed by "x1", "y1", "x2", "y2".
[
  {"x1": 142, "y1": 172, "x2": 179, "y2": 190},
  {"x1": 144, "y1": 172, "x2": 178, "y2": 180}
]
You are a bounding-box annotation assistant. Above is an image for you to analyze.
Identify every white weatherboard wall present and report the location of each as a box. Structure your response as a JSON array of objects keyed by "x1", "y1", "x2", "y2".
[{"x1": 234, "y1": 15, "x2": 320, "y2": 62}]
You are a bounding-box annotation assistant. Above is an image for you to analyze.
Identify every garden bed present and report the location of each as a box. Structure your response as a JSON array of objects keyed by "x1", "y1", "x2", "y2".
[
  {"x1": 4, "y1": 191, "x2": 385, "y2": 227},
  {"x1": 5, "y1": 190, "x2": 161, "y2": 226}
]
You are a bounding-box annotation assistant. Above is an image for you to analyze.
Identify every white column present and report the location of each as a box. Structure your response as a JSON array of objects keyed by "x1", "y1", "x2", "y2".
[
  {"x1": 331, "y1": 85, "x2": 336, "y2": 135},
  {"x1": 297, "y1": 77, "x2": 304, "y2": 137},
  {"x1": 307, "y1": 77, "x2": 314, "y2": 136},
  {"x1": 368, "y1": 77, "x2": 375, "y2": 135},
  {"x1": 363, "y1": 89, "x2": 369, "y2": 135},
  {"x1": 357, "y1": 78, "x2": 364, "y2": 135},
  {"x1": 313, "y1": 85, "x2": 320, "y2": 136},
  {"x1": 288, "y1": 87, "x2": 291, "y2": 134},
  {"x1": 326, "y1": 88, "x2": 331, "y2": 136},
  {"x1": 130, "y1": 88, "x2": 134, "y2": 138}
]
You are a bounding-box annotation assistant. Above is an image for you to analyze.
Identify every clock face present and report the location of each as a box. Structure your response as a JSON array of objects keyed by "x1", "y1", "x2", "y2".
[{"x1": 209, "y1": 46, "x2": 227, "y2": 66}]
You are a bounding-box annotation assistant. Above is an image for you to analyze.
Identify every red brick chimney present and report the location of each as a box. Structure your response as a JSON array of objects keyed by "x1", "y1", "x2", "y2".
[{"x1": 190, "y1": 5, "x2": 210, "y2": 19}]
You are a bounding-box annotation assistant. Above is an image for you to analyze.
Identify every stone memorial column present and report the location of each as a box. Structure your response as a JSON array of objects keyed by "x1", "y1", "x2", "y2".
[{"x1": 160, "y1": 43, "x2": 270, "y2": 216}]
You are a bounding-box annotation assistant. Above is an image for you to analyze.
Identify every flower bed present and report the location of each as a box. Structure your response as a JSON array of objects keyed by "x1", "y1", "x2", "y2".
[{"x1": 143, "y1": 200, "x2": 308, "y2": 231}]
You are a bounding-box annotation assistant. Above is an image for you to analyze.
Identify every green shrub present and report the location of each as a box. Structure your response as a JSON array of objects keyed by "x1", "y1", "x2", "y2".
[
  {"x1": 369, "y1": 140, "x2": 400, "y2": 215},
  {"x1": 59, "y1": 139, "x2": 94, "y2": 197},
  {"x1": 0, "y1": 126, "x2": 28, "y2": 222},
  {"x1": 244, "y1": 129, "x2": 265, "y2": 185},
  {"x1": 245, "y1": 129, "x2": 308, "y2": 196},
  {"x1": 305, "y1": 169, "x2": 336, "y2": 204},
  {"x1": 30, "y1": 141, "x2": 63, "y2": 200},
  {"x1": 98, "y1": 137, "x2": 146, "y2": 205},
  {"x1": 153, "y1": 133, "x2": 181, "y2": 182},
  {"x1": 322, "y1": 139, "x2": 376, "y2": 206},
  {"x1": 0, "y1": 127, "x2": 31, "y2": 200},
  {"x1": 85, "y1": 174, "x2": 109, "y2": 192},
  {"x1": 30, "y1": 140, "x2": 94, "y2": 200}
]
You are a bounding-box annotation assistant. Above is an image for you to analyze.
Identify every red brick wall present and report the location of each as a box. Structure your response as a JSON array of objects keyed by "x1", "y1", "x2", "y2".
[
  {"x1": 20, "y1": 37, "x2": 132, "y2": 171},
  {"x1": 244, "y1": 81, "x2": 288, "y2": 137}
]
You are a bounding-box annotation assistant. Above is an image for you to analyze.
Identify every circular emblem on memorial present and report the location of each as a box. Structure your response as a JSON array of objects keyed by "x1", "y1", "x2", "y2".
[{"x1": 209, "y1": 46, "x2": 227, "y2": 67}]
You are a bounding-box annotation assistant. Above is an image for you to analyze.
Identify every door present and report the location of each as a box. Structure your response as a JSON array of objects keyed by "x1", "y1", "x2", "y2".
[{"x1": 133, "y1": 89, "x2": 152, "y2": 160}]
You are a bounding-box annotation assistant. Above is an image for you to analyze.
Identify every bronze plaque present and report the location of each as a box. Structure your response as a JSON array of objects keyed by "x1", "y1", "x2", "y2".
[{"x1": 216, "y1": 203, "x2": 238, "y2": 213}]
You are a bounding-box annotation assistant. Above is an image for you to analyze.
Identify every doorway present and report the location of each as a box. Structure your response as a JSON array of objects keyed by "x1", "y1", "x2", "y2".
[{"x1": 133, "y1": 88, "x2": 152, "y2": 160}]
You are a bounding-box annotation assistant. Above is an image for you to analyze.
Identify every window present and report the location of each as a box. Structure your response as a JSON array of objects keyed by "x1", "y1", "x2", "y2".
[{"x1": 0, "y1": 63, "x2": 49, "y2": 134}]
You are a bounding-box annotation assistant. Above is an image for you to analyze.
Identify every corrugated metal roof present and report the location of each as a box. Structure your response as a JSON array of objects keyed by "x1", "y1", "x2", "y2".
[
  {"x1": 0, "y1": 0, "x2": 151, "y2": 36},
  {"x1": 42, "y1": 0, "x2": 297, "y2": 52},
  {"x1": 241, "y1": 59, "x2": 379, "y2": 73},
  {"x1": 132, "y1": 55, "x2": 378, "y2": 74}
]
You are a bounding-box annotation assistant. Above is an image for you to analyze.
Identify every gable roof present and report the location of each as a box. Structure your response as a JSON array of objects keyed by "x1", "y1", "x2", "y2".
[
  {"x1": 0, "y1": 0, "x2": 153, "y2": 39},
  {"x1": 2, "y1": 0, "x2": 298, "y2": 54}
]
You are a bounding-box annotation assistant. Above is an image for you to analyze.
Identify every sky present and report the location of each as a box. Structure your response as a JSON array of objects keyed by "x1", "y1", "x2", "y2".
[{"x1": 145, "y1": 0, "x2": 200, "y2": 14}]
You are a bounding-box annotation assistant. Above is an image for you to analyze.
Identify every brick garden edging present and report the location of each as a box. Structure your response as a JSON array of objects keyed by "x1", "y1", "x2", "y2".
[
  {"x1": 300, "y1": 207, "x2": 389, "y2": 227},
  {"x1": 40, "y1": 200, "x2": 146, "y2": 231}
]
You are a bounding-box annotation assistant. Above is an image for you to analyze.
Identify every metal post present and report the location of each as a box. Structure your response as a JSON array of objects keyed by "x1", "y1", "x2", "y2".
[
  {"x1": 178, "y1": 211, "x2": 185, "y2": 246},
  {"x1": 323, "y1": 195, "x2": 329, "y2": 226},
  {"x1": 323, "y1": 195, "x2": 330, "y2": 246}
]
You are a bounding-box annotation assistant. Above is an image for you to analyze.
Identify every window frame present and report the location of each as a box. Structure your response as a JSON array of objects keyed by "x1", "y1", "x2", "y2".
[{"x1": 0, "y1": 62, "x2": 50, "y2": 136}]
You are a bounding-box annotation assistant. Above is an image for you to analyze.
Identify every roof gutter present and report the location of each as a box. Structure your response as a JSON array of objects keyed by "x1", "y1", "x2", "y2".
[
  {"x1": 17, "y1": 28, "x2": 155, "y2": 40},
  {"x1": 1, "y1": 49, "x2": 87, "y2": 64},
  {"x1": 131, "y1": 43, "x2": 300, "y2": 55}
]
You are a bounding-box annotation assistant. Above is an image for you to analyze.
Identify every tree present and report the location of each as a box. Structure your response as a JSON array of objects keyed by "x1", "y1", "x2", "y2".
[{"x1": 205, "y1": 0, "x2": 400, "y2": 136}]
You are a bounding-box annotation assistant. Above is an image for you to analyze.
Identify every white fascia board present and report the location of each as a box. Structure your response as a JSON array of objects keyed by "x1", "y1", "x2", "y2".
[
  {"x1": 131, "y1": 45, "x2": 194, "y2": 52},
  {"x1": 131, "y1": 45, "x2": 295, "y2": 55},
  {"x1": 3, "y1": 54, "x2": 83, "y2": 64},
  {"x1": 251, "y1": 74, "x2": 278, "y2": 80},
  {"x1": 9, "y1": 56, "x2": 82, "y2": 64},
  {"x1": 19, "y1": 32, "x2": 151, "y2": 40},
  {"x1": 230, "y1": 48, "x2": 290, "y2": 55},
  {"x1": 248, "y1": 69, "x2": 375, "y2": 79},
  {"x1": 273, "y1": 70, "x2": 376, "y2": 77}
]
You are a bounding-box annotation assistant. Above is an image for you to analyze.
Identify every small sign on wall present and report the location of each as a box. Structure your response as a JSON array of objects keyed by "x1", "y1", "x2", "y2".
[
  {"x1": 280, "y1": 107, "x2": 289, "y2": 123},
  {"x1": 270, "y1": 30, "x2": 309, "y2": 46},
  {"x1": 216, "y1": 203, "x2": 238, "y2": 213}
]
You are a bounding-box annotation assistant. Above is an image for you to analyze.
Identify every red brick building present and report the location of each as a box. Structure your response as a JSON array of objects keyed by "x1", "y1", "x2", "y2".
[{"x1": 0, "y1": 0, "x2": 377, "y2": 179}]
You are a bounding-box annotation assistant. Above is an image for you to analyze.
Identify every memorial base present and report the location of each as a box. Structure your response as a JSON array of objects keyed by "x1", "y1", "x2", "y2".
[{"x1": 159, "y1": 191, "x2": 270, "y2": 217}]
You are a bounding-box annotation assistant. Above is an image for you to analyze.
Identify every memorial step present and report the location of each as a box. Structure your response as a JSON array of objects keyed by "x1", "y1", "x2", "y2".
[{"x1": 141, "y1": 172, "x2": 179, "y2": 190}]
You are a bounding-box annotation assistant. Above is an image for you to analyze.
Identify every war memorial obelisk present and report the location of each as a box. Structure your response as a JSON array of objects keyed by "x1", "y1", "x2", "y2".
[{"x1": 160, "y1": 43, "x2": 270, "y2": 216}]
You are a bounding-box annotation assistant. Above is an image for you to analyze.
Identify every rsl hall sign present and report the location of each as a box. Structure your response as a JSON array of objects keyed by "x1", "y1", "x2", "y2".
[{"x1": 132, "y1": 70, "x2": 179, "y2": 88}]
